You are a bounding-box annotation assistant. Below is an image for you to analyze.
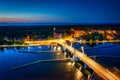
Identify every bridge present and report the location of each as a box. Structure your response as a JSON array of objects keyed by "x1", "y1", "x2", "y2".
[{"x1": 25, "y1": 39, "x2": 120, "y2": 80}]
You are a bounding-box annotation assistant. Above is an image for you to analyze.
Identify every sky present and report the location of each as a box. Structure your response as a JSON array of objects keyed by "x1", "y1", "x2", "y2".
[{"x1": 0, "y1": 0, "x2": 120, "y2": 24}]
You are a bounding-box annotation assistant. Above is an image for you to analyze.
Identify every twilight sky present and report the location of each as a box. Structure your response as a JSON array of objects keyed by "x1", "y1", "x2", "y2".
[{"x1": 0, "y1": 0, "x2": 120, "y2": 24}]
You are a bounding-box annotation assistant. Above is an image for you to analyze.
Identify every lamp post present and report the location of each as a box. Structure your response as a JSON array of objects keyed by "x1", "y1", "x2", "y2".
[{"x1": 53, "y1": 27, "x2": 56, "y2": 38}]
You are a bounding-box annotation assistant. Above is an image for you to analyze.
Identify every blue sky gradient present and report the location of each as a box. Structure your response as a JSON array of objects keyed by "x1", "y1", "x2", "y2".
[{"x1": 0, "y1": 0, "x2": 120, "y2": 24}]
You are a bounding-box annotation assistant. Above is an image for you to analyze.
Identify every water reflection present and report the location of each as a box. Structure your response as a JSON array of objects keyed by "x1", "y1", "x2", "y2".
[
  {"x1": 0, "y1": 47, "x2": 24, "y2": 52},
  {"x1": 0, "y1": 43, "x2": 120, "y2": 80},
  {"x1": 74, "y1": 69, "x2": 85, "y2": 80},
  {"x1": 65, "y1": 62, "x2": 86, "y2": 80},
  {"x1": 38, "y1": 46, "x2": 41, "y2": 49},
  {"x1": 16, "y1": 46, "x2": 21, "y2": 50},
  {"x1": 86, "y1": 43, "x2": 98, "y2": 47},
  {"x1": 66, "y1": 62, "x2": 73, "y2": 72},
  {"x1": 0, "y1": 47, "x2": 4, "y2": 52}
]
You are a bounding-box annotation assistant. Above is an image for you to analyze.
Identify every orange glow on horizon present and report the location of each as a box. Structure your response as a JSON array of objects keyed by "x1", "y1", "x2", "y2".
[
  {"x1": 0, "y1": 18, "x2": 43, "y2": 22},
  {"x1": 0, "y1": 17, "x2": 56, "y2": 23}
]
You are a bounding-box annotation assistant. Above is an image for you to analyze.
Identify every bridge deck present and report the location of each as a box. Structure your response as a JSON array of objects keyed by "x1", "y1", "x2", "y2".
[{"x1": 59, "y1": 42, "x2": 120, "y2": 80}]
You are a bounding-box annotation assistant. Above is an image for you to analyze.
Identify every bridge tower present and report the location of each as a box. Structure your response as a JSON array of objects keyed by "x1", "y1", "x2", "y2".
[{"x1": 81, "y1": 46, "x2": 84, "y2": 54}]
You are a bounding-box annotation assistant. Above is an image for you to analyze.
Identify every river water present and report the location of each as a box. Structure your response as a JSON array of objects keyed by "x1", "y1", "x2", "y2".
[{"x1": 0, "y1": 43, "x2": 120, "y2": 80}]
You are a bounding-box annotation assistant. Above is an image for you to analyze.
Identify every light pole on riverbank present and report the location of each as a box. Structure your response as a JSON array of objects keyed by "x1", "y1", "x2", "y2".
[{"x1": 53, "y1": 27, "x2": 56, "y2": 38}]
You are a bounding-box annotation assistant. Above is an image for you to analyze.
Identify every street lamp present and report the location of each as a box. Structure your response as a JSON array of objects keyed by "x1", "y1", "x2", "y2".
[
  {"x1": 53, "y1": 27, "x2": 56, "y2": 38},
  {"x1": 53, "y1": 27, "x2": 56, "y2": 33}
]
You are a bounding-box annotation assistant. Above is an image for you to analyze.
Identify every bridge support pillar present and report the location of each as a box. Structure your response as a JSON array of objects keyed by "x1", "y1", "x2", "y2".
[
  {"x1": 72, "y1": 56, "x2": 79, "y2": 61},
  {"x1": 57, "y1": 46, "x2": 62, "y2": 51},
  {"x1": 93, "y1": 56, "x2": 96, "y2": 60},
  {"x1": 87, "y1": 74, "x2": 91, "y2": 80},
  {"x1": 53, "y1": 46, "x2": 57, "y2": 51}
]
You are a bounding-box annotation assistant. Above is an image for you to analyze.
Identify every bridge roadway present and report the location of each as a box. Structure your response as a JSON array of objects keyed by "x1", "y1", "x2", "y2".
[
  {"x1": 25, "y1": 40, "x2": 120, "y2": 80},
  {"x1": 58, "y1": 42, "x2": 119, "y2": 80}
]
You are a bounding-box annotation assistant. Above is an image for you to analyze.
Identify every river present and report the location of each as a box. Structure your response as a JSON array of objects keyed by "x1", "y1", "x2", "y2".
[{"x1": 0, "y1": 42, "x2": 120, "y2": 80}]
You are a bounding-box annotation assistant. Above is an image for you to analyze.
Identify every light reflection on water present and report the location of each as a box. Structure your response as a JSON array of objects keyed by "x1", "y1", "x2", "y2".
[
  {"x1": 65, "y1": 62, "x2": 85, "y2": 80},
  {"x1": 0, "y1": 43, "x2": 120, "y2": 80},
  {"x1": 74, "y1": 69, "x2": 85, "y2": 80},
  {"x1": 0, "y1": 46, "x2": 86, "y2": 80}
]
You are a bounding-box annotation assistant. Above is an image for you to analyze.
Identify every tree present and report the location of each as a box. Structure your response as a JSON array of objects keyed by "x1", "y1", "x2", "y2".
[{"x1": 47, "y1": 35, "x2": 53, "y2": 40}]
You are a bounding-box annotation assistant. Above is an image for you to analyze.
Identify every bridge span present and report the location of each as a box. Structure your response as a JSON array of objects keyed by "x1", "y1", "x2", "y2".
[{"x1": 25, "y1": 40, "x2": 120, "y2": 80}]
